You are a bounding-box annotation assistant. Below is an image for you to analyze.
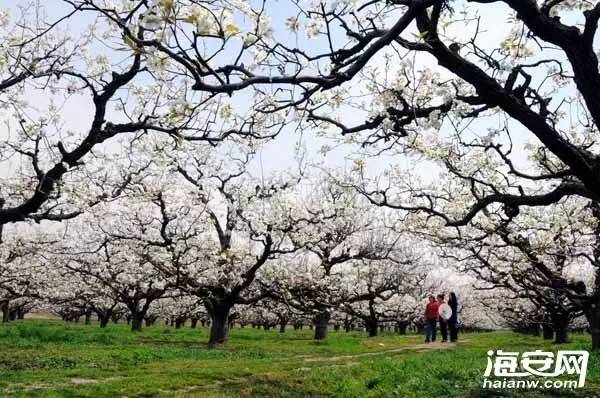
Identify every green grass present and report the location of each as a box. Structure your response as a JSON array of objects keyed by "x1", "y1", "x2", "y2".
[{"x1": 0, "y1": 320, "x2": 598, "y2": 397}]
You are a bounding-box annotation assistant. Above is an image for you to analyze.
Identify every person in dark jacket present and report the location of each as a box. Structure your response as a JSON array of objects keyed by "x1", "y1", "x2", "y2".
[
  {"x1": 448, "y1": 292, "x2": 459, "y2": 342},
  {"x1": 424, "y1": 295, "x2": 439, "y2": 343},
  {"x1": 437, "y1": 294, "x2": 449, "y2": 342}
]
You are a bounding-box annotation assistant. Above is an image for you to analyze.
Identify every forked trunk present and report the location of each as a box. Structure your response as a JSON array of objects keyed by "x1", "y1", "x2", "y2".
[
  {"x1": 99, "y1": 314, "x2": 110, "y2": 328},
  {"x1": 207, "y1": 301, "x2": 232, "y2": 348}
]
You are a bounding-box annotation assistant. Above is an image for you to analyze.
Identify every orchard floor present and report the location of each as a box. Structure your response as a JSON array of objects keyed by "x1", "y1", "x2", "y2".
[{"x1": 0, "y1": 321, "x2": 599, "y2": 398}]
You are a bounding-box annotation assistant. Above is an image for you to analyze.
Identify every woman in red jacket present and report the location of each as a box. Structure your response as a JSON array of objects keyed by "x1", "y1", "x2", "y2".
[{"x1": 424, "y1": 295, "x2": 439, "y2": 343}]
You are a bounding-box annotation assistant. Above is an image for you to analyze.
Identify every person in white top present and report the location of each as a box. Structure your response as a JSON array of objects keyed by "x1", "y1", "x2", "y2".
[{"x1": 437, "y1": 294, "x2": 451, "y2": 343}]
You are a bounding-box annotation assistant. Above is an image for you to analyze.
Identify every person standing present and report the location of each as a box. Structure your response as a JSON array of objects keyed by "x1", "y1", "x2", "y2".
[
  {"x1": 448, "y1": 292, "x2": 459, "y2": 342},
  {"x1": 424, "y1": 295, "x2": 439, "y2": 343},
  {"x1": 437, "y1": 294, "x2": 449, "y2": 343}
]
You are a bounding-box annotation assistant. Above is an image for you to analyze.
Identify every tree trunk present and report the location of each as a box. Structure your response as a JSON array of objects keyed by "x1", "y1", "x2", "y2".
[
  {"x1": 397, "y1": 321, "x2": 408, "y2": 335},
  {"x1": 207, "y1": 301, "x2": 232, "y2": 347},
  {"x1": 553, "y1": 311, "x2": 570, "y2": 344},
  {"x1": 344, "y1": 323, "x2": 352, "y2": 333},
  {"x1": 530, "y1": 323, "x2": 540, "y2": 337},
  {"x1": 584, "y1": 301, "x2": 600, "y2": 350},
  {"x1": 555, "y1": 325, "x2": 568, "y2": 344},
  {"x1": 175, "y1": 318, "x2": 184, "y2": 329},
  {"x1": 366, "y1": 319, "x2": 378, "y2": 337},
  {"x1": 84, "y1": 310, "x2": 92, "y2": 325},
  {"x1": 1, "y1": 301, "x2": 9, "y2": 323},
  {"x1": 313, "y1": 310, "x2": 330, "y2": 340},
  {"x1": 415, "y1": 322, "x2": 425, "y2": 334},
  {"x1": 99, "y1": 314, "x2": 110, "y2": 328},
  {"x1": 131, "y1": 313, "x2": 144, "y2": 332},
  {"x1": 279, "y1": 322, "x2": 286, "y2": 333},
  {"x1": 542, "y1": 311, "x2": 553, "y2": 340},
  {"x1": 191, "y1": 318, "x2": 198, "y2": 328}
]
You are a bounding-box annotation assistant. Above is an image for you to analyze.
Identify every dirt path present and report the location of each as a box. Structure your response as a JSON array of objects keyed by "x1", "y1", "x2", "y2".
[{"x1": 302, "y1": 341, "x2": 456, "y2": 363}]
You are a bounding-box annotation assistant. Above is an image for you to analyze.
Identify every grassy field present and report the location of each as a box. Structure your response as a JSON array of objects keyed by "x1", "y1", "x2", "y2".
[{"x1": 0, "y1": 321, "x2": 598, "y2": 397}]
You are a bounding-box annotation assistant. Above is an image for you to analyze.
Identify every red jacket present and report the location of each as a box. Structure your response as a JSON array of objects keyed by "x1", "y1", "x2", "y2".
[{"x1": 425, "y1": 301, "x2": 439, "y2": 320}]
